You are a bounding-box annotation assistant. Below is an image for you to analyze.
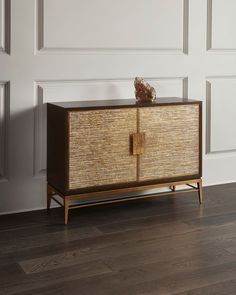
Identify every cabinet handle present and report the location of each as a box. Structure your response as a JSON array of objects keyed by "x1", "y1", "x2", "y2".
[{"x1": 131, "y1": 133, "x2": 145, "y2": 155}]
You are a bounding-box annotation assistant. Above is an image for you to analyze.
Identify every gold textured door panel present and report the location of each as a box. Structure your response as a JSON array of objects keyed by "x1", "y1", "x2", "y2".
[
  {"x1": 68, "y1": 108, "x2": 137, "y2": 190},
  {"x1": 139, "y1": 105, "x2": 200, "y2": 181}
]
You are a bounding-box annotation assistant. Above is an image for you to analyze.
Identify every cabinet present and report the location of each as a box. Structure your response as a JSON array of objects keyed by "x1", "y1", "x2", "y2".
[{"x1": 47, "y1": 98, "x2": 202, "y2": 224}]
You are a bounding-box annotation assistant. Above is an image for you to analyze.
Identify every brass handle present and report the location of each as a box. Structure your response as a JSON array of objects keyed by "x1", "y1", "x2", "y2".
[{"x1": 131, "y1": 133, "x2": 145, "y2": 155}]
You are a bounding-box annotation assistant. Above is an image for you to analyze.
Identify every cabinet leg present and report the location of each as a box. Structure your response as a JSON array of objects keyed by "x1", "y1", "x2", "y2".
[
  {"x1": 169, "y1": 185, "x2": 176, "y2": 192},
  {"x1": 197, "y1": 179, "x2": 203, "y2": 204},
  {"x1": 64, "y1": 198, "x2": 69, "y2": 225},
  {"x1": 47, "y1": 185, "x2": 52, "y2": 210}
]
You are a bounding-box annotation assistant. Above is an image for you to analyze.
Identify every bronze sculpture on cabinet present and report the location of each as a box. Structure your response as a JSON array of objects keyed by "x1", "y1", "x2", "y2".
[
  {"x1": 47, "y1": 98, "x2": 202, "y2": 224},
  {"x1": 134, "y1": 77, "x2": 156, "y2": 102}
]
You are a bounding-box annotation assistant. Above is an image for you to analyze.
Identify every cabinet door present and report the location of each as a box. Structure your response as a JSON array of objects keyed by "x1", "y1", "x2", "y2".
[
  {"x1": 68, "y1": 108, "x2": 137, "y2": 190},
  {"x1": 139, "y1": 104, "x2": 200, "y2": 181}
]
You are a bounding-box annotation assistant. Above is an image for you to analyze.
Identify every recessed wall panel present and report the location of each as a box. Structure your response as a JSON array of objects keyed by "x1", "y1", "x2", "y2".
[
  {"x1": 209, "y1": 0, "x2": 236, "y2": 51},
  {"x1": 0, "y1": 0, "x2": 5, "y2": 51},
  {"x1": 39, "y1": 0, "x2": 187, "y2": 53},
  {"x1": 0, "y1": 82, "x2": 9, "y2": 181},
  {"x1": 207, "y1": 78, "x2": 236, "y2": 153},
  {"x1": 0, "y1": 0, "x2": 10, "y2": 54}
]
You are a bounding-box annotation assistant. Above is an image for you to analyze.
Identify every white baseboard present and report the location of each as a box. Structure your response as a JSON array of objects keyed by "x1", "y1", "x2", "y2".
[{"x1": 0, "y1": 204, "x2": 60, "y2": 216}]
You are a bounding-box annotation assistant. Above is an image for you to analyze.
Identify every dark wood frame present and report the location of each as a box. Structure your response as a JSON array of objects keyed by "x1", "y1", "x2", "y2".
[{"x1": 47, "y1": 98, "x2": 202, "y2": 224}]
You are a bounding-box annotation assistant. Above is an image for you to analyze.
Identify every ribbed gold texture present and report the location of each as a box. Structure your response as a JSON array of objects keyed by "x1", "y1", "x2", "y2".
[
  {"x1": 68, "y1": 108, "x2": 137, "y2": 190},
  {"x1": 139, "y1": 104, "x2": 199, "y2": 181}
]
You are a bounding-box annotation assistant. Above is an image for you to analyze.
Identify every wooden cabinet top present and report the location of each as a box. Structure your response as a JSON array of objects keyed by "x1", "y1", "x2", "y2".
[{"x1": 48, "y1": 98, "x2": 201, "y2": 110}]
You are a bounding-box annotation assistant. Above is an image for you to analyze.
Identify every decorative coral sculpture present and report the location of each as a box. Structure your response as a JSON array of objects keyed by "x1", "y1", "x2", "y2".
[{"x1": 134, "y1": 77, "x2": 157, "y2": 102}]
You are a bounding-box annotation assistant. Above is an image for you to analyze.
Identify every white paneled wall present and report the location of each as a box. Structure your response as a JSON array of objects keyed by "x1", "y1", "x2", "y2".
[
  {"x1": 0, "y1": 0, "x2": 236, "y2": 214},
  {"x1": 0, "y1": 0, "x2": 4, "y2": 51},
  {"x1": 0, "y1": 0, "x2": 10, "y2": 54},
  {"x1": 0, "y1": 82, "x2": 9, "y2": 182},
  {"x1": 208, "y1": 0, "x2": 236, "y2": 51},
  {"x1": 40, "y1": 0, "x2": 186, "y2": 53},
  {"x1": 206, "y1": 77, "x2": 236, "y2": 153}
]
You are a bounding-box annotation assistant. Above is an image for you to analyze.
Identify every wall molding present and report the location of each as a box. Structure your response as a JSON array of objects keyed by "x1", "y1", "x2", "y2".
[
  {"x1": 0, "y1": 0, "x2": 10, "y2": 55},
  {"x1": 0, "y1": 81, "x2": 9, "y2": 182},
  {"x1": 36, "y1": 0, "x2": 189, "y2": 55},
  {"x1": 34, "y1": 77, "x2": 188, "y2": 177},
  {"x1": 206, "y1": 0, "x2": 212, "y2": 51},
  {"x1": 34, "y1": 84, "x2": 44, "y2": 177},
  {"x1": 207, "y1": 0, "x2": 236, "y2": 53},
  {"x1": 206, "y1": 76, "x2": 236, "y2": 155}
]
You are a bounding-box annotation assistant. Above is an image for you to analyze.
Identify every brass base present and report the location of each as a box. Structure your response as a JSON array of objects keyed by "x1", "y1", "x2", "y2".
[{"x1": 47, "y1": 178, "x2": 203, "y2": 225}]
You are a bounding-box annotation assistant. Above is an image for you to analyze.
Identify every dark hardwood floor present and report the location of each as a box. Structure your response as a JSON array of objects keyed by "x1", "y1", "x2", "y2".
[{"x1": 1, "y1": 183, "x2": 236, "y2": 294}]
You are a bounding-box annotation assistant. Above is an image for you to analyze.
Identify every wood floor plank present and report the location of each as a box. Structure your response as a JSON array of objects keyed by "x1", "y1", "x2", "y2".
[
  {"x1": 16, "y1": 221, "x2": 236, "y2": 274},
  {"x1": 0, "y1": 260, "x2": 112, "y2": 295},
  {"x1": 0, "y1": 226, "x2": 102, "y2": 254},
  {"x1": 122, "y1": 260, "x2": 236, "y2": 295},
  {"x1": 9, "y1": 259, "x2": 236, "y2": 295},
  {"x1": 2, "y1": 215, "x2": 236, "y2": 268},
  {"x1": 175, "y1": 278, "x2": 236, "y2": 295},
  {"x1": 1, "y1": 182, "x2": 236, "y2": 295},
  {"x1": 97, "y1": 205, "x2": 236, "y2": 234}
]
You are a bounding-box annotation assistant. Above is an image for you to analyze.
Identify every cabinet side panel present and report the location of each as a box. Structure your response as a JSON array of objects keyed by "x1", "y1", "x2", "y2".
[
  {"x1": 47, "y1": 105, "x2": 68, "y2": 194},
  {"x1": 68, "y1": 108, "x2": 137, "y2": 190},
  {"x1": 139, "y1": 104, "x2": 200, "y2": 181}
]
